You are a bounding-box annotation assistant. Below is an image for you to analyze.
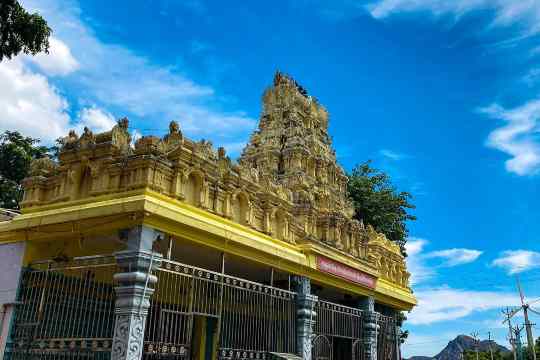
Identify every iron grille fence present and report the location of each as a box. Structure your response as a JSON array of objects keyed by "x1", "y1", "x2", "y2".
[
  {"x1": 377, "y1": 315, "x2": 397, "y2": 360},
  {"x1": 312, "y1": 300, "x2": 365, "y2": 360},
  {"x1": 6, "y1": 255, "x2": 118, "y2": 360},
  {"x1": 143, "y1": 259, "x2": 296, "y2": 360},
  {"x1": 314, "y1": 300, "x2": 363, "y2": 339},
  {"x1": 6, "y1": 254, "x2": 399, "y2": 360}
]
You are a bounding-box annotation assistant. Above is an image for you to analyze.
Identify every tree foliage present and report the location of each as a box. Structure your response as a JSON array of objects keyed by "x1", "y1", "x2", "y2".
[
  {"x1": 0, "y1": 0, "x2": 51, "y2": 61},
  {"x1": 463, "y1": 349, "x2": 508, "y2": 360},
  {"x1": 0, "y1": 131, "x2": 49, "y2": 209},
  {"x1": 463, "y1": 337, "x2": 540, "y2": 360},
  {"x1": 347, "y1": 161, "x2": 416, "y2": 254},
  {"x1": 396, "y1": 311, "x2": 409, "y2": 344}
]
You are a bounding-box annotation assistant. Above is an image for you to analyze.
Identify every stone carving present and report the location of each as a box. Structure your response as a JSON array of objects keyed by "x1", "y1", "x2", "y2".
[
  {"x1": 193, "y1": 139, "x2": 217, "y2": 161},
  {"x1": 359, "y1": 296, "x2": 378, "y2": 360},
  {"x1": 160, "y1": 120, "x2": 183, "y2": 152},
  {"x1": 112, "y1": 226, "x2": 162, "y2": 360},
  {"x1": 111, "y1": 314, "x2": 145, "y2": 360},
  {"x1": 365, "y1": 225, "x2": 409, "y2": 287},
  {"x1": 111, "y1": 117, "x2": 132, "y2": 154},
  {"x1": 79, "y1": 127, "x2": 96, "y2": 149},
  {"x1": 60, "y1": 130, "x2": 79, "y2": 150},
  {"x1": 294, "y1": 276, "x2": 317, "y2": 360},
  {"x1": 29, "y1": 157, "x2": 58, "y2": 176},
  {"x1": 20, "y1": 73, "x2": 411, "y2": 290},
  {"x1": 134, "y1": 136, "x2": 162, "y2": 155}
]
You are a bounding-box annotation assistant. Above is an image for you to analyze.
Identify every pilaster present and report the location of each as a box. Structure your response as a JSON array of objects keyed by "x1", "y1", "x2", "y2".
[
  {"x1": 293, "y1": 276, "x2": 317, "y2": 360},
  {"x1": 359, "y1": 296, "x2": 379, "y2": 360},
  {"x1": 111, "y1": 226, "x2": 163, "y2": 360}
]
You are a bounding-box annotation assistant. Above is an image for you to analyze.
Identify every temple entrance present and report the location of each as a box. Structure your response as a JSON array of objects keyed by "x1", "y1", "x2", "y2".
[
  {"x1": 145, "y1": 258, "x2": 297, "y2": 360},
  {"x1": 333, "y1": 337, "x2": 352, "y2": 360},
  {"x1": 190, "y1": 316, "x2": 217, "y2": 360},
  {"x1": 312, "y1": 299, "x2": 365, "y2": 360},
  {"x1": 312, "y1": 335, "x2": 332, "y2": 360}
]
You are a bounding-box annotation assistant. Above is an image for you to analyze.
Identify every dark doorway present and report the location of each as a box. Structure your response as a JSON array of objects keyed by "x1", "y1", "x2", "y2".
[
  {"x1": 191, "y1": 315, "x2": 218, "y2": 360},
  {"x1": 333, "y1": 337, "x2": 352, "y2": 360}
]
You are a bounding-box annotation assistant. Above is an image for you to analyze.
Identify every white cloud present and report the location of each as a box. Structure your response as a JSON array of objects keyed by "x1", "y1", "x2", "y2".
[
  {"x1": 492, "y1": 250, "x2": 540, "y2": 274},
  {"x1": 405, "y1": 237, "x2": 435, "y2": 285},
  {"x1": 379, "y1": 148, "x2": 408, "y2": 160},
  {"x1": 480, "y1": 100, "x2": 540, "y2": 176},
  {"x1": 220, "y1": 141, "x2": 247, "y2": 156},
  {"x1": 74, "y1": 107, "x2": 116, "y2": 133},
  {"x1": 21, "y1": 0, "x2": 255, "y2": 140},
  {"x1": 131, "y1": 129, "x2": 143, "y2": 147},
  {"x1": 405, "y1": 238, "x2": 482, "y2": 285},
  {"x1": 366, "y1": 0, "x2": 540, "y2": 35},
  {"x1": 0, "y1": 58, "x2": 117, "y2": 144},
  {"x1": 409, "y1": 286, "x2": 520, "y2": 325},
  {"x1": 0, "y1": 58, "x2": 71, "y2": 142},
  {"x1": 424, "y1": 248, "x2": 483, "y2": 266},
  {"x1": 523, "y1": 68, "x2": 540, "y2": 86},
  {"x1": 27, "y1": 37, "x2": 79, "y2": 76}
]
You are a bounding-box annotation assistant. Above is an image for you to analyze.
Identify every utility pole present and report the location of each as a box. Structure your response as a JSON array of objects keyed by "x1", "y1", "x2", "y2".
[
  {"x1": 471, "y1": 331, "x2": 480, "y2": 360},
  {"x1": 513, "y1": 325, "x2": 525, "y2": 360},
  {"x1": 517, "y1": 276, "x2": 537, "y2": 360},
  {"x1": 488, "y1": 331, "x2": 494, "y2": 360},
  {"x1": 503, "y1": 307, "x2": 518, "y2": 360}
]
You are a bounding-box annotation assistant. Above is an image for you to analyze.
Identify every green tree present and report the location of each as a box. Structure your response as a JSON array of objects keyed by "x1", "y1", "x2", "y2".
[
  {"x1": 396, "y1": 312, "x2": 409, "y2": 344},
  {"x1": 0, "y1": 0, "x2": 51, "y2": 61},
  {"x1": 0, "y1": 131, "x2": 49, "y2": 209},
  {"x1": 347, "y1": 161, "x2": 416, "y2": 254},
  {"x1": 464, "y1": 349, "x2": 506, "y2": 360}
]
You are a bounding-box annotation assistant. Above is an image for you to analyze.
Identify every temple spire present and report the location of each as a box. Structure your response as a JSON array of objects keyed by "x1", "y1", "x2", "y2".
[{"x1": 240, "y1": 72, "x2": 351, "y2": 216}]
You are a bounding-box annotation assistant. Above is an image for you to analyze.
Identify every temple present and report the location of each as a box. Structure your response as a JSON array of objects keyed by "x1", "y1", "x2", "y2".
[{"x1": 0, "y1": 72, "x2": 415, "y2": 360}]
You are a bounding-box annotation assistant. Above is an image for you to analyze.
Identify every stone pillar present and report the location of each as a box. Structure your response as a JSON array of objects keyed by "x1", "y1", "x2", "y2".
[
  {"x1": 392, "y1": 310, "x2": 402, "y2": 360},
  {"x1": 111, "y1": 226, "x2": 163, "y2": 360},
  {"x1": 0, "y1": 241, "x2": 26, "y2": 359},
  {"x1": 293, "y1": 276, "x2": 317, "y2": 360},
  {"x1": 359, "y1": 296, "x2": 379, "y2": 360}
]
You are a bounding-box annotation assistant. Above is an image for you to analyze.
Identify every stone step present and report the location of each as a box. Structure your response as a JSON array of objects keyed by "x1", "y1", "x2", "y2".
[{"x1": 267, "y1": 352, "x2": 303, "y2": 360}]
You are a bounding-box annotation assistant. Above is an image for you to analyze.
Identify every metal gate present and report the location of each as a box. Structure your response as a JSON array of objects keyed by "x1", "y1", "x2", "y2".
[
  {"x1": 352, "y1": 339, "x2": 364, "y2": 360},
  {"x1": 312, "y1": 299, "x2": 364, "y2": 360},
  {"x1": 5, "y1": 256, "x2": 117, "y2": 360},
  {"x1": 377, "y1": 315, "x2": 397, "y2": 360},
  {"x1": 312, "y1": 335, "x2": 332, "y2": 360},
  {"x1": 143, "y1": 259, "x2": 297, "y2": 360}
]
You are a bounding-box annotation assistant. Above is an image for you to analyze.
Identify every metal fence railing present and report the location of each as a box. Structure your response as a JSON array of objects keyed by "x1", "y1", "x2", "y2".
[
  {"x1": 143, "y1": 259, "x2": 296, "y2": 360},
  {"x1": 377, "y1": 315, "x2": 398, "y2": 360},
  {"x1": 6, "y1": 255, "x2": 118, "y2": 360},
  {"x1": 312, "y1": 300, "x2": 364, "y2": 360},
  {"x1": 6, "y1": 254, "x2": 398, "y2": 360}
]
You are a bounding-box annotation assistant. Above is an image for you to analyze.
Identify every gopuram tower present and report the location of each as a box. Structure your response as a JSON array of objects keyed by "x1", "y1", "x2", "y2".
[{"x1": 240, "y1": 71, "x2": 362, "y2": 255}]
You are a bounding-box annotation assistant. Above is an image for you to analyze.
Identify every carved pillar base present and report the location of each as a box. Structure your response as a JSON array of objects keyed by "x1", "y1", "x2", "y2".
[
  {"x1": 293, "y1": 276, "x2": 317, "y2": 360},
  {"x1": 111, "y1": 226, "x2": 163, "y2": 360},
  {"x1": 359, "y1": 296, "x2": 379, "y2": 360}
]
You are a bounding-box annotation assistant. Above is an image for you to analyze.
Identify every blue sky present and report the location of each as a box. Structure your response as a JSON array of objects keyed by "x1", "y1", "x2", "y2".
[{"x1": 2, "y1": 0, "x2": 540, "y2": 356}]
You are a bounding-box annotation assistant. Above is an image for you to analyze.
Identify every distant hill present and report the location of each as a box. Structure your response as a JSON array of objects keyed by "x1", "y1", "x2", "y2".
[{"x1": 407, "y1": 335, "x2": 510, "y2": 360}]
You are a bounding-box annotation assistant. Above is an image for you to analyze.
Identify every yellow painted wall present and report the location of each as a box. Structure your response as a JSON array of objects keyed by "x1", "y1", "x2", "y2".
[{"x1": 0, "y1": 191, "x2": 416, "y2": 310}]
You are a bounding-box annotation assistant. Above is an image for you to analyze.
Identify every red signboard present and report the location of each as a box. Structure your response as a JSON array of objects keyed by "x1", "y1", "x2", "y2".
[{"x1": 317, "y1": 256, "x2": 377, "y2": 289}]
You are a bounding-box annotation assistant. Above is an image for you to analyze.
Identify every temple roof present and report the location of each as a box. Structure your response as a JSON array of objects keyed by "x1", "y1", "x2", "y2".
[{"x1": 16, "y1": 72, "x2": 412, "y2": 296}]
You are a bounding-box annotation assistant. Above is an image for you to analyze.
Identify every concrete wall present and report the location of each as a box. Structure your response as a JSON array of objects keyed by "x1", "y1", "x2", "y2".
[{"x1": 0, "y1": 241, "x2": 26, "y2": 358}]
